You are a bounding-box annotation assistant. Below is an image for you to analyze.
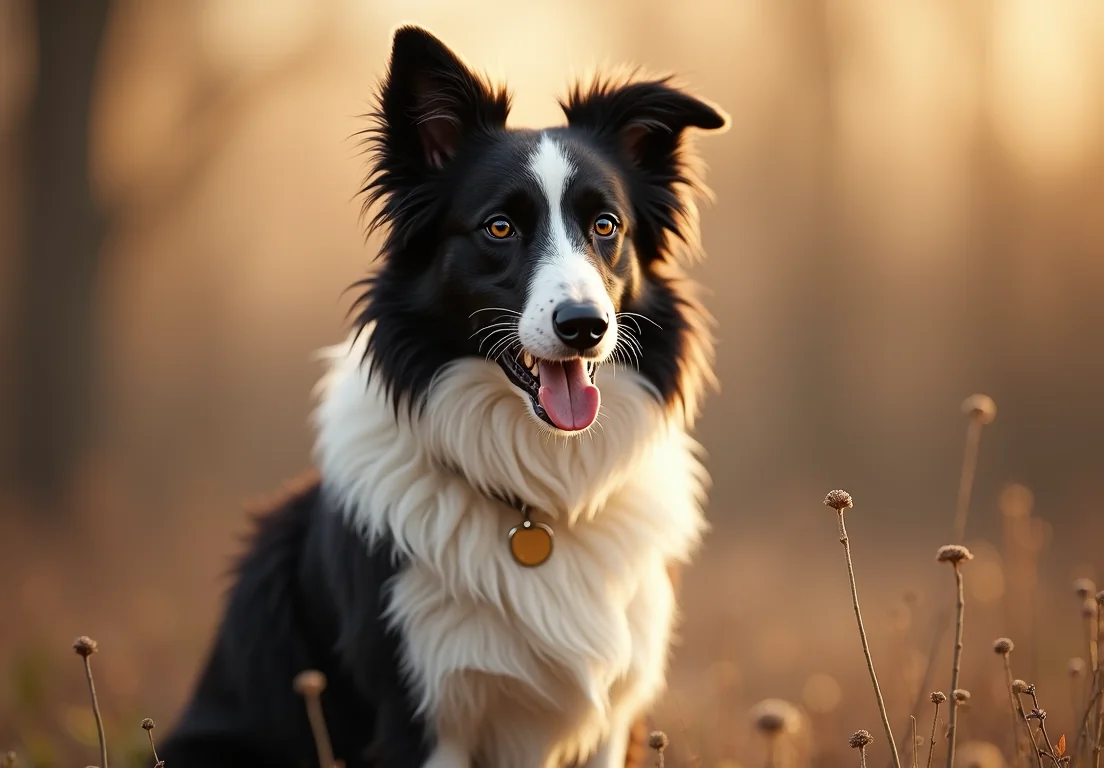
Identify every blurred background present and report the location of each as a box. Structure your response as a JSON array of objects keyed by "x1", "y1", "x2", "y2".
[{"x1": 2, "y1": 1, "x2": 1103, "y2": 766}]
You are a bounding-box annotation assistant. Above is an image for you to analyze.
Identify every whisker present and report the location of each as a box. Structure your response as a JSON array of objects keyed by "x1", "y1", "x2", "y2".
[
  {"x1": 478, "y1": 330, "x2": 515, "y2": 357},
  {"x1": 486, "y1": 334, "x2": 520, "y2": 361},
  {"x1": 469, "y1": 307, "x2": 521, "y2": 318},
  {"x1": 470, "y1": 321, "x2": 519, "y2": 341},
  {"x1": 616, "y1": 311, "x2": 661, "y2": 330},
  {"x1": 617, "y1": 315, "x2": 642, "y2": 335}
]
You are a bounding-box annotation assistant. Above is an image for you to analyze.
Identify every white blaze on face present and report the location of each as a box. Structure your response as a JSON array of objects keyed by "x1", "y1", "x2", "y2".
[{"x1": 517, "y1": 134, "x2": 618, "y2": 361}]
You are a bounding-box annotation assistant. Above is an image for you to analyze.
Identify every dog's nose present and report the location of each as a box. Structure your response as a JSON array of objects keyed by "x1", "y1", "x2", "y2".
[{"x1": 552, "y1": 301, "x2": 608, "y2": 350}]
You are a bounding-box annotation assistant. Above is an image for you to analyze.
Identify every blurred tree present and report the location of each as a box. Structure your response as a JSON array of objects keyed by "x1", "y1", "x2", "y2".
[{"x1": 13, "y1": 0, "x2": 111, "y2": 514}]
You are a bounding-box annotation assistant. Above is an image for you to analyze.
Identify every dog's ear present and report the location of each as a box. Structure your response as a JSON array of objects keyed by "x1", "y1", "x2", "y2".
[
  {"x1": 561, "y1": 76, "x2": 726, "y2": 173},
  {"x1": 560, "y1": 77, "x2": 727, "y2": 262},
  {"x1": 377, "y1": 26, "x2": 510, "y2": 171}
]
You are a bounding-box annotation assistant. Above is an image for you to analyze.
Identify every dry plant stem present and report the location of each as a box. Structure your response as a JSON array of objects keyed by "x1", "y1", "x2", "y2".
[
  {"x1": 836, "y1": 510, "x2": 902, "y2": 768},
  {"x1": 1003, "y1": 656, "x2": 1027, "y2": 767},
  {"x1": 925, "y1": 700, "x2": 941, "y2": 768},
  {"x1": 1097, "y1": 611, "x2": 1104, "y2": 768},
  {"x1": 944, "y1": 564, "x2": 966, "y2": 768},
  {"x1": 859, "y1": 745, "x2": 869, "y2": 768},
  {"x1": 911, "y1": 716, "x2": 918, "y2": 768},
  {"x1": 953, "y1": 416, "x2": 983, "y2": 542},
  {"x1": 765, "y1": 737, "x2": 777, "y2": 768},
  {"x1": 1026, "y1": 688, "x2": 1063, "y2": 768},
  {"x1": 80, "y1": 654, "x2": 109, "y2": 768},
  {"x1": 1076, "y1": 689, "x2": 1102, "y2": 766},
  {"x1": 1014, "y1": 692, "x2": 1045, "y2": 768},
  {"x1": 145, "y1": 730, "x2": 162, "y2": 768},
  {"x1": 303, "y1": 692, "x2": 336, "y2": 768}
]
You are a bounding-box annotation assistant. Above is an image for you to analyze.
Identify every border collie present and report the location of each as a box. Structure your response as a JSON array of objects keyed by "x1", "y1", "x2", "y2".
[{"x1": 161, "y1": 25, "x2": 726, "y2": 768}]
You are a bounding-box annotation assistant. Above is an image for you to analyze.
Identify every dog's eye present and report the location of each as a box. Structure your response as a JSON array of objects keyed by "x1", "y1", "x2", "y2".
[
  {"x1": 485, "y1": 218, "x2": 515, "y2": 239},
  {"x1": 593, "y1": 215, "x2": 618, "y2": 238}
]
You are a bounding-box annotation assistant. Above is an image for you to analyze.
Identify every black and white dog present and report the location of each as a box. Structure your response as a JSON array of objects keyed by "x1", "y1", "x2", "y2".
[{"x1": 161, "y1": 25, "x2": 727, "y2": 768}]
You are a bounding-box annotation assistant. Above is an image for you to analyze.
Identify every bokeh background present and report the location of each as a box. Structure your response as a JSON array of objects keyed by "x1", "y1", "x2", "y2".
[{"x1": 2, "y1": 1, "x2": 1103, "y2": 766}]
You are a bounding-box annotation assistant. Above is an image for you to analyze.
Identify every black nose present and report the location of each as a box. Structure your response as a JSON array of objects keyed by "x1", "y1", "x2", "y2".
[{"x1": 552, "y1": 301, "x2": 608, "y2": 350}]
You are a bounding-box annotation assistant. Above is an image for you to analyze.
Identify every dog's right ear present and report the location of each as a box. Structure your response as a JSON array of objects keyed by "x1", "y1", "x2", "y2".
[{"x1": 376, "y1": 26, "x2": 511, "y2": 172}]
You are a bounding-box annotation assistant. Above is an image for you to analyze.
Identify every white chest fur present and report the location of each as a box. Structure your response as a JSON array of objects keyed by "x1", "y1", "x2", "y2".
[{"x1": 313, "y1": 333, "x2": 709, "y2": 767}]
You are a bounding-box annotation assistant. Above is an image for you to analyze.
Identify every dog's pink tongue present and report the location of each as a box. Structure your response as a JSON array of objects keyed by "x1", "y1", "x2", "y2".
[{"x1": 537, "y1": 359, "x2": 600, "y2": 431}]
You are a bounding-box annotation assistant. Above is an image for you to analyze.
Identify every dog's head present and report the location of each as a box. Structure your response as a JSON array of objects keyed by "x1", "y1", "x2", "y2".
[{"x1": 354, "y1": 26, "x2": 727, "y2": 435}]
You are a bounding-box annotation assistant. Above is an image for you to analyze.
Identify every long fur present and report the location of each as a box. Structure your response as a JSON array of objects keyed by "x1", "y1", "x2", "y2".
[{"x1": 162, "y1": 24, "x2": 726, "y2": 768}]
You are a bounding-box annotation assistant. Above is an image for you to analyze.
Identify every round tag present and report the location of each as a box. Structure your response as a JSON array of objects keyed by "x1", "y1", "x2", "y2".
[{"x1": 508, "y1": 519, "x2": 554, "y2": 567}]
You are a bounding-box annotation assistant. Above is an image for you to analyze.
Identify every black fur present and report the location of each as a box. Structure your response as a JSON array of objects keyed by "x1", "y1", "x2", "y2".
[
  {"x1": 160, "y1": 474, "x2": 432, "y2": 767},
  {"x1": 162, "y1": 25, "x2": 725, "y2": 767}
]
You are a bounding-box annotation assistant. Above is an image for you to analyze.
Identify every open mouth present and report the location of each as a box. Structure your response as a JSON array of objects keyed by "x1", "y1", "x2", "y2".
[{"x1": 496, "y1": 347, "x2": 601, "y2": 432}]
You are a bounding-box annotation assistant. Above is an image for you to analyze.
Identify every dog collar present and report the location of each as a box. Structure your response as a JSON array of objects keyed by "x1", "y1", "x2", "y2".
[{"x1": 443, "y1": 464, "x2": 555, "y2": 568}]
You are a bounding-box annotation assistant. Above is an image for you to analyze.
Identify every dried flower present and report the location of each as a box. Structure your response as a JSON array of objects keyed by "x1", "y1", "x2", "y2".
[
  {"x1": 953, "y1": 689, "x2": 971, "y2": 704},
  {"x1": 141, "y1": 718, "x2": 155, "y2": 730},
  {"x1": 961, "y1": 394, "x2": 997, "y2": 424},
  {"x1": 1068, "y1": 658, "x2": 1086, "y2": 677},
  {"x1": 293, "y1": 670, "x2": 327, "y2": 697},
  {"x1": 648, "y1": 731, "x2": 669, "y2": 752},
  {"x1": 750, "y1": 698, "x2": 802, "y2": 736},
  {"x1": 823, "y1": 489, "x2": 853, "y2": 511},
  {"x1": 992, "y1": 637, "x2": 1014, "y2": 655},
  {"x1": 72, "y1": 636, "x2": 98, "y2": 657},
  {"x1": 931, "y1": 691, "x2": 947, "y2": 704},
  {"x1": 1074, "y1": 578, "x2": 1096, "y2": 599},
  {"x1": 849, "y1": 730, "x2": 874, "y2": 749},
  {"x1": 1011, "y1": 679, "x2": 1029, "y2": 694},
  {"x1": 936, "y1": 545, "x2": 974, "y2": 565}
]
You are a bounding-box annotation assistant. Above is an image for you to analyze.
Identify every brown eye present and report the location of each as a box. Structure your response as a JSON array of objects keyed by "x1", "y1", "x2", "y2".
[
  {"x1": 485, "y1": 218, "x2": 514, "y2": 239},
  {"x1": 593, "y1": 215, "x2": 617, "y2": 238}
]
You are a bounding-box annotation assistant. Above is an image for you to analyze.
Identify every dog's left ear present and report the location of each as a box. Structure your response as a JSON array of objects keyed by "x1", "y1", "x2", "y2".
[{"x1": 560, "y1": 77, "x2": 727, "y2": 174}]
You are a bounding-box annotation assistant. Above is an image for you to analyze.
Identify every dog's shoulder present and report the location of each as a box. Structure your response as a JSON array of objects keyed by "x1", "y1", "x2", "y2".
[{"x1": 163, "y1": 470, "x2": 432, "y2": 767}]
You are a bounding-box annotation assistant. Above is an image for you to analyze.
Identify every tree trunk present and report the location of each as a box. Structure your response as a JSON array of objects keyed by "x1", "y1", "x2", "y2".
[{"x1": 14, "y1": 0, "x2": 110, "y2": 512}]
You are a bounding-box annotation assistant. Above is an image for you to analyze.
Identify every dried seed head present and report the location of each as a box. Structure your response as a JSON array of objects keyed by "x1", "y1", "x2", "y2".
[
  {"x1": 292, "y1": 669, "x2": 327, "y2": 697},
  {"x1": 1082, "y1": 598, "x2": 1098, "y2": 619},
  {"x1": 849, "y1": 730, "x2": 874, "y2": 749},
  {"x1": 1068, "y1": 658, "x2": 1086, "y2": 677},
  {"x1": 936, "y1": 545, "x2": 974, "y2": 565},
  {"x1": 992, "y1": 637, "x2": 1014, "y2": 655},
  {"x1": 953, "y1": 689, "x2": 971, "y2": 704},
  {"x1": 1011, "y1": 679, "x2": 1029, "y2": 694},
  {"x1": 141, "y1": 717, "x2": 156, "y2": 731},
  {"x1": 750, "y1": 698, "x2": 802, "y2": 736},
  {"x1": 823, "y1": 490, "x2": 853, "y2": 511},
  {"x1": 648, "y1": 731, "x2": 669, "y2": 752},
  {"x1": 961, "y1": 394, "x2": 997, "y2": 424},
  {"x1": 931, "y1": 691, "x2": 947, "y2": 704},
  {"x1": 1074, "y1": 578, "x2": 1097, "y2": 599},
  {"x1": 72, "y1": 636, "x2": 98, "y2": 657}
]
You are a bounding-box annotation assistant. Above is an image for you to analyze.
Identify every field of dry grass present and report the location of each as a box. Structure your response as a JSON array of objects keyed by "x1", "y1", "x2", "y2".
[{"x1": 1, "y1": 393, "x2": 1101, "y2": 768}]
